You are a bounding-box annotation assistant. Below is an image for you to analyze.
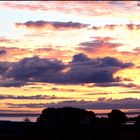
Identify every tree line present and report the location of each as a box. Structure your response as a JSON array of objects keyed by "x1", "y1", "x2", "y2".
[{"x1": 37, "y1": 107, "x2": 140, "y2": 127}]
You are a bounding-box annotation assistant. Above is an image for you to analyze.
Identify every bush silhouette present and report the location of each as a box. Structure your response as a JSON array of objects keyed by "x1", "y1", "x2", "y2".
[{"x1": 107, "y1": 109, "x2": 128, "y2": 126}]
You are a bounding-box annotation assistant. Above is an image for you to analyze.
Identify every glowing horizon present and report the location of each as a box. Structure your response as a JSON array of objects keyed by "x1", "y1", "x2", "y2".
[{"x1": 0, "y1": 1, "x2": 140, "y2": 114}]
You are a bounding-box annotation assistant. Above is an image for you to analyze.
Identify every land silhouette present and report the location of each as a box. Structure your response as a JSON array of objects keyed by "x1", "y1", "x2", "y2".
[{"x1": 0, "y1": 107, "x2": 139, "y2": 140}]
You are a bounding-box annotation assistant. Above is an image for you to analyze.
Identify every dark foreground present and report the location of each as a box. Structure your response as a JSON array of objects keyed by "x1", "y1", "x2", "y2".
[
  {"x1": 0, "y1": 107, "x2": 140, "y2": 140},
  {"x1": 0, "y1": 121, "x2": 139, "y2": 140}
]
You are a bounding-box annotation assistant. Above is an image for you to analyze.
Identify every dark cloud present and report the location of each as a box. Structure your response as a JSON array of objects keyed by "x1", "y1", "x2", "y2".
[
  {"x1": 92, "y1": 24, "x2": 140, "y2": 31},
  {"x1": 7, "y1": 98, "x2": 140, "y2": 109},
  {"x1": 0, "y1": 49, "x2": 7, "y2": 55},
  {"x1": 71, "y1": 54, "x2": 133, "y2": 68},
  {"x1": 79, "y1": 39, "x2": 122, "y2": 52},
  {"x1": 71, "y1": 53, "x2": 90, "y2": 63},
  {"x1": 60, "y1": 54, "x2": 133, "y2": 84},
  {"x1": 0, "y1": 94, "x2": 70, "y2": 100},
  {"x1": 0, "y1": 61, "x2": 10, "y2": 74},
  {"x1": 94, "y1": 82, "x2": 140, "y2": 88},
  {"x1": 0, "y1": 109, "x2": 37, "y2": 114},
  {"x1": 96, "y1": 57, "x2": 133, "y2": 68},
  {"x1": 0, "y1": 80, "x2": 25, "y2": 87},
  {"x1": 15, "y1": 20, "x2": 89, "y2": 30},
  {"x1": 0, "y1": 56, "x2": 65, "y2": 87},
  {"x1": 63, "y1": 69, "x2": 115, "y2": 84},
  {"x1": 7, "y1": 56, "x2": 65, "y2": 82},
  {"x1": 50, "y1": 87, "x2": 75, "y2": 92},
  {"x1": 0, "y1": 54, "x2": 133, "y2": 87},
  {"x1": 7, "y1": 103, "x2": 47, "y2": 108}
]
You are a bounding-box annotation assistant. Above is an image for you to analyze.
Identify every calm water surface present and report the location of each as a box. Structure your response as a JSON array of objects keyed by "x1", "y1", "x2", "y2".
[{"x1": 0, "y1": 115, "x2": 39, "y2": 122}]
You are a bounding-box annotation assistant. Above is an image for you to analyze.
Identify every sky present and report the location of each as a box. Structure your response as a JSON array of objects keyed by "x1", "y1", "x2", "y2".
[{"x1": 0, "y1": 1, "x2": 140, "y2": 114}]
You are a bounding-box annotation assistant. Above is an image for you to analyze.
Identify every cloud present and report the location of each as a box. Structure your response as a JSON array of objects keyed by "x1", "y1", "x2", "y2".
[
  {"x1": 0, "y1": 79, "x2": 25, "y2": 87},
  {"x1": 119, "y1": 91, "x2": 140, "y2": 94},
  {"x1": 0, "y1": 47, "x2": 73, "y2": 62},
  {"x1": 6, "y1": 56, "x2": 65, "y2": 82},
  {"x1": 84, "y1": 92, "x2": 110, "y2": 95},
  {"x1": 0, "y1": 49, "x2": 7, "y2": 55},
  {"x1": 7, "y1": 103, "x2": 47, "y2": 108},
  {"x1": 0, "y1": 37, "x2": 17, "y2": 43},
  {"x1": 6, "y1": 98, "x2": 140, "y2": 109},
  {"x1": 0, "y1": 54, "x2": 133, "y2": 87},
  {"x1": 15, "y1": 20, "x2": 89, "y2": 30},
  {"x1": 0, "y1": 1, "x2": 47, "y2": 11},
  {"x1": 0, "y1": 94, "x2": 70, "y2": 100},
  {"x1": 0, "y1": 109, "x2": 38, "y2": 114},
  {"x1": 0, "y1": 47, "x2": 33, "y2": 62},
  {"x1": 50, "y1": 87, "x2": 75, "y2": 92},
  {"x1": 0, "y1": 1, "x2": 112, "y2": 16},
  {"x1": 92, "y1": 24, "x2": 140, "y2": 31},
  {"x1": 71, "y1": 53, "x2": 90, "y2": 63},
  {"x1": 0, "y1": 61, "x2": 11, "y2": 75},
  {"x1": 56, "y1": 54, "x2": 133, "y2": 84},
  {"x1": 70, "y1": 54, "x2": 133, "y2": 69},
  {"x1": 2, "y1": 1, "x2": 139, "y2": 19},
  {"x1": 0, "y1": 56, "x2": 65, "y2": 87},
  {"x1": 92, "y1": 36, "x2": 114, "y2": 42},
  {"x1": 79, "y1": 39, "x2": 122, "y2": 53},
  {"x1": 33, "y1": 47, "x2": 73, "y2": 61},
  {"x1": 94, "y1": 82, "x2": 140, "y2": 88}
]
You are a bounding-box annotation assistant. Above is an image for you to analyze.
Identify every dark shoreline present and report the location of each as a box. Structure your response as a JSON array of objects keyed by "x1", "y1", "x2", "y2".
[
  {"x1": 0, "y1": 108, "x2": 139, "y2": 140},
  {"x1": 0, "y1": 121, "x2": 139, "y2": 140}
]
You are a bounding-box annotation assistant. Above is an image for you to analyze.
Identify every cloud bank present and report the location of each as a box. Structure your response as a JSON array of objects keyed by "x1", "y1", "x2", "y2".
[
  {"x1": 0, "y1": 94, "x2": 70, "y2": 100},
  {"x1": 15, "y1": 20, "x2": 89, "y2": 30},
  {"x1": 7, "y1": 98, "x2": 140, "y2": 110},
  {"x1": 0, "y1": 53, "x2": 134, "y2": 87}
]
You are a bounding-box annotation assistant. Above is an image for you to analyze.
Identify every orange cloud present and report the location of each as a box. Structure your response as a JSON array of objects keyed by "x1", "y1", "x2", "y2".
[
  {"x1": 0, "y1": 47, "x2": 74, "y2": 62},
  {"x1": 77, "y1": 36, "x2": 139, "y2": 64},
  {"x1": 0, "y1": 47, "x2": 32, "y2": 62},
  {"x1": 33, "y1": 47, "x2": 74, "y2": 62}
]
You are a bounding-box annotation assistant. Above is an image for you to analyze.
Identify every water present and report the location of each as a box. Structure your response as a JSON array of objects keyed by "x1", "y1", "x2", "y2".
[{"x1": 0, "y1": 115, "x2": 39, "y2": 122}]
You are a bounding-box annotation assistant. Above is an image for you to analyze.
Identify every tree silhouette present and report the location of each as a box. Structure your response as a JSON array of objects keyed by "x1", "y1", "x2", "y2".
[
  {"x1": 135, "y1": 115, "x2": 140, "y2": 126},
  {"x1": 37, "y1": 107, "x2": 96, "y2": 128},
  {"x1": 23, "y1": 117, "x2": 31, "y2": 122},
  {"x1": 107, "y1": 109, "x2": 128, "y2": 126}
]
